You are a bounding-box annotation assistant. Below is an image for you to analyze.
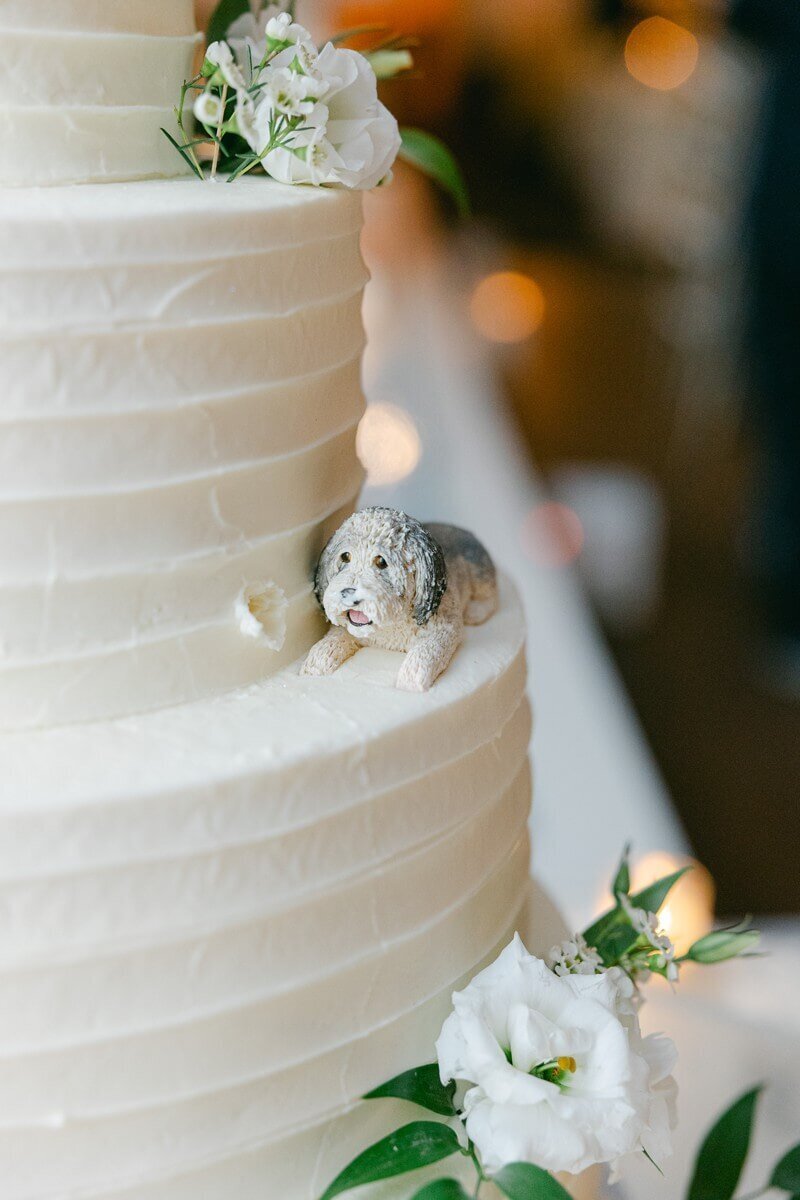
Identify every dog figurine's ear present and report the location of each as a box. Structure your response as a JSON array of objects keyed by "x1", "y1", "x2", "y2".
[{"x1": 407, "y1": 521, "x2": 448, "y2": 626}]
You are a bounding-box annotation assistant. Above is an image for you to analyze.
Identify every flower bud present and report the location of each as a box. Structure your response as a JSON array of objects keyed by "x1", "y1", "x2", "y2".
[
  {"x1": 194, "y1": 91, "x2": 223, "y2": 128},
  {"x1": 686, "y1": 928, "x2": 760, "y2": 964},
  {"x1": 367, "y1": 49, "x2": 414, "y2": 80}
]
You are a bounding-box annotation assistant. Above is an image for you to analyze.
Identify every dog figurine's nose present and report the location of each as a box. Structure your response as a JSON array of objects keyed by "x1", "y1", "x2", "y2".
[{"x1": 340, "y1": 587, "x2": 356, "y2": 599}]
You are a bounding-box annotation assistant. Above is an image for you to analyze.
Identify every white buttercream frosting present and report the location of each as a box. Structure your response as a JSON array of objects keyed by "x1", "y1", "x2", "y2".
[
  {"x1": 0, "y1": 3, "x2": 199, "y2": 186},
  {"x1": 0, "y1": 581, "x2": 532, "y2": 1199},
  {"x1": 0, "y1": 180, "x2": 367, "y2": 728}
]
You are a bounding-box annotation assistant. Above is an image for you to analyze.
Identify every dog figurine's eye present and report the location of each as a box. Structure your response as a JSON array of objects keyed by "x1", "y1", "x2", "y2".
[
  {"x1": 374, "y1": 555, "x2": 388, "y2": 570},
  {"x1": 340, "y1": 552, "x2": 351, "y2": 564}
]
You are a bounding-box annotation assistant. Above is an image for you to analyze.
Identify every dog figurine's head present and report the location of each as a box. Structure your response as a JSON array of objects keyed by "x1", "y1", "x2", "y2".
[{"x1": 314, "y1": 507, "x2": 448, "y2": 639}]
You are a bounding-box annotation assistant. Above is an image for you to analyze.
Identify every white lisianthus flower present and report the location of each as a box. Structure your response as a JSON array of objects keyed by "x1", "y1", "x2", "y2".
[
  {"x1": 204, "y1": 40, "x2": 247, "y2": 92},
  {"x1": 436, "y1": 934, "x2": 677, "y2": 1177},
  {"x1": 193, "y1": 91, "x2": 224, "y2": 128},
  {"x1": 254, "y1": 43, "x2": 400, "y2": 191}
]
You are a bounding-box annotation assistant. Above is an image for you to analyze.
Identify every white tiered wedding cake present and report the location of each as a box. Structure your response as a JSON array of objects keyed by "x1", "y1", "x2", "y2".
[{"x1": 0, "y1": 4, "x2": 532, "y2": 1197}]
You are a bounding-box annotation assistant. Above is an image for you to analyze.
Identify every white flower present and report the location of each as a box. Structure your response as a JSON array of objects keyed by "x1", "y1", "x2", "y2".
[
  {"x1": 227, "y1": 6, "x2": 316, "y2": 78},
  {"x1": 620, "y1": 894, "x2": 680, "y2": 980},
  {"x1": 547, "y1": 934, "x2": 603, "y2": 978},
  {"x1": 254, "y1": 43, "x2": 400, "y2": 191},
  {"x1": 264, "y1": 65, "x2": 328, "y2": 117},
  {"x1": 265, "y1": 11, "x2": 308, "y2": 45},
  {"x1": 436, "y1": 934, "x2": 677, "y2": 1177},
  {"x1": 204, "y1": 40, "x2": 247, "y2": 92},
  {"x1": 234, "y1": 89, "x2": 258, "y2": 146},
  {"x1": 193, "y1": 91, "x2": 224, "y2": 128}
]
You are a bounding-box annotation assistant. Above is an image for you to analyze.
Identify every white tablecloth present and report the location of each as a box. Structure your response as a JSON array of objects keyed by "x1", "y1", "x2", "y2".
[
  {"x1": 362, "y1": 262, "x2": 800, "y2": 1197},
  {"x1": 362, "y1": 264, "x2": 686, "y2": 927}
]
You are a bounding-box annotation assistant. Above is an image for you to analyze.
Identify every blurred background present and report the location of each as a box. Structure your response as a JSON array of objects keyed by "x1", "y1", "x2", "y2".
[
  {"x1": 194, "y1": 0, "x2": 799, "y2": 1190},
  {"x1": 332, "y1": 0, "x2": 800, "y2": 920},
  {"x1": 195, "y1": 0, "x2": 800, "y2": 919}
]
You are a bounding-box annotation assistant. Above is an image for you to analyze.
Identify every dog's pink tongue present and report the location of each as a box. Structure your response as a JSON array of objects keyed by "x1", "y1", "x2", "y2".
[{"x1": 348, "y1": 609, "x2": 371, "y2": 626}]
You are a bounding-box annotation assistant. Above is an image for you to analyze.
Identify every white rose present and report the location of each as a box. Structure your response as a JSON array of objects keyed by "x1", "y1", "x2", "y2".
[
  {"x1": 436, "y1": 934, "x2": 677, "y2": 1177},
  {"x1": 256, "y1": 43, "x2": 400, "y2": 191}
]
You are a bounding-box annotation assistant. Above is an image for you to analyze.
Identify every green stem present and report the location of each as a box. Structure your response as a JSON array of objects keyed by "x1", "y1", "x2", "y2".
[
  {"x1": 469, "y1": 1143, "x2": 486, "y2": 1199},
  {"x1": 175, "y1": 75, "x2": 204, "y2": 177},
  {"x1": 226, "y1": 116, "x2": 299, "y2": 181},
  {"x1": 211, "y1": 82, "x2": 228, "y2": 179}
]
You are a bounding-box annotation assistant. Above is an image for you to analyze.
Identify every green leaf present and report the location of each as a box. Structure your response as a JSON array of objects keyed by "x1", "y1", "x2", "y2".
[
  {"x1": 411, "y1": 1182, "x2": 471, "y2": 1200},
  {"x1": 612, "y1": 843, "x2": 631, "y2": 897},
  {"x1": 318, "y1": 1122, "x2": 462, "y2": 1200},
  {"x1": 643, "y1": 1147, "x2": 665, "y2": 1175},
  {"x1": 494, "y1": 1163, "x2": 573, "y2": 1200},
  {"x1": 206, "y1": 0, "x2": 249, "y2": 45},
  {"x1": 160, "y1": 129, "x2": 204, "y2": 179},
  {"x1": 687, "y1": 1087, "x2": 761, "y2": 1200},
  {"x1": 771, "y1": 1144, "x2": 800, "y2": 1191},
  {"x1": 364, "y1": 1064, "x2": 457, "y2": 1117},
  {"x1": 583, "y1": 867, "x2": 690, "y2": 965},
  {"x1": 398, "y1": 127, "x2": 470, "y2": 217},
  {"x1": 331, "y1": 24, "x2": 387, "y2": 45},
  {"x1": 634, "y1": 867, "x2": 691, "y2": 916}
]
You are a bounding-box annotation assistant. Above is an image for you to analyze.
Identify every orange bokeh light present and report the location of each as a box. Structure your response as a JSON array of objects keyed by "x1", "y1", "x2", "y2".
[
  {"x1": 334, "y1": 0, "x2": 455, "y2": 35},
  {"x1": 521, "y1": 502, "x2": 584, "y2": 569},
  {"x1": 631, "y1": 852, "x2": 715, "y2": 954},
  {"x1": 470, "y1": 272, "x2": 545, "y2": 344},
  {"x1": 625, "y1": 17, "x2": 699, "y2": 91}
]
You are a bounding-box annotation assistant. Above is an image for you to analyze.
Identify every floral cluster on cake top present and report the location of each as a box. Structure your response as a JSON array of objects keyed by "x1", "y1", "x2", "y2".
[{"x1": 165, "y1": 1, "x2": 467, "y2": 208}]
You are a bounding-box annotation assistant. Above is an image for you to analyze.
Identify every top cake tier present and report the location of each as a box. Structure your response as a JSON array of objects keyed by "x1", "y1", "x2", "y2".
[
  {"x1": 0, "y1": 179, "x2": 367, "y2": 730},
  {"x1": 0, "y1": 0, "x2": 199, "y2": 186}
]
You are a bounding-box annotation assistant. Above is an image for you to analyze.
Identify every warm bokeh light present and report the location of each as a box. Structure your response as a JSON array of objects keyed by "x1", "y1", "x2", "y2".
[
  {"x1": 631, "y1": 852, "x2": 715, "y2": 954},
  {"x1": 356, "y1": 402, "x2": 421, "y2": 486},
  {"x1": 624, "y1": 17, "x2": 699, "y2": 92},
  {"x1": 521, "y1": 502, "x2": 584, "y2": 568},
  {"x1": 334, "y1": 0, "x2": 456, "y2": 36},
  {"x1": 470, "y1": 272, "x2": 545, "y2": 344}
]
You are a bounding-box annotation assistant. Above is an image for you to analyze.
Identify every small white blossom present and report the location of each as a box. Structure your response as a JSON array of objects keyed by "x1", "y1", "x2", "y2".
[
  {"x1": 436, "y1": 934, "x2": 677, "y2": 1177},
  {"x1": 204, "y1": 40, "x2": 247, "y2": 92},
  {"x1": 547, "y1": 933, "x2": 603, "y2": 977},
  {"x1": 193, "y1": 91, "x2": 224, "y2": 128},
  {"x1": 227, "y1": 6, "x2": 316, "y2": 77},
  {"x1": 620, "y1": 894, "x2": 679, "y2": 979},
  {"x1": 265, "y1": 11, "x2": 308, "y2": 45},
  {"x1": 264, "y1": 65, "x2": 328, "y2": 117}
]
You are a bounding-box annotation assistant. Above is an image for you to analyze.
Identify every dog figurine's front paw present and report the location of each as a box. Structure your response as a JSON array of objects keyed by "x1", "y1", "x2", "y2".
[
  {"x1": 301, "y1": 627, "x2": 359, "y2": 677},
  {"x1": 396, "y1": 655, "x2": 440, "y2": 693},
  {"x1": 301, "y1": 640, "x2": 337, "y2": 677}
]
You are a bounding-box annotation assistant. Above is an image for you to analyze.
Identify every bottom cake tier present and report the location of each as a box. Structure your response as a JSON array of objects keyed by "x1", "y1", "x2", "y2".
[{"x1": 0, "y1": 580, "x2": 532, "y2": 1200}]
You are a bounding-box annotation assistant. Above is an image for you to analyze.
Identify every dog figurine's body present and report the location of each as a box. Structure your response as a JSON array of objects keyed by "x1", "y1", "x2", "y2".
[{"x1": 302, "y1": 507, "x2": 497, "y2": 692}]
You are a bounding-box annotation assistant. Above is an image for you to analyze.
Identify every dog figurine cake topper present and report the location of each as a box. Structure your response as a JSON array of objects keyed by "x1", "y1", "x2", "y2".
[{"x1": 302, "y1": 507, "x2": 498, "y2": 692}]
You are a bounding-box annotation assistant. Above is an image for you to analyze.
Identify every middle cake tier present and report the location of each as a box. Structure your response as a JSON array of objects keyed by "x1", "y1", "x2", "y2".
[
  {"x1": 0, "y1": 579, "x2": 531, "y2": 1200},
  {"x1": 0, "y1": 179, "x2": 368, "y2": 729}
]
